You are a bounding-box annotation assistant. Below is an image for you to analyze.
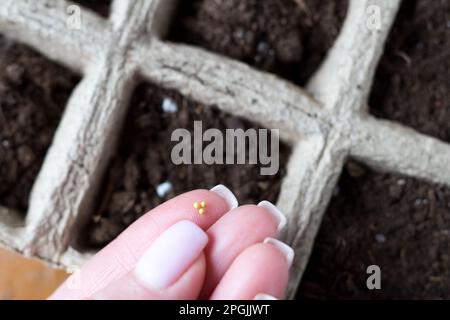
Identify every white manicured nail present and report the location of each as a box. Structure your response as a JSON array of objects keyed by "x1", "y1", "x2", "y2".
[
  {"x1": 258, "y1": 201, "x2": 287, "y2": 233},
  {"x1": 254, "y1": 293, "x2": 278, "y2": 300},
  {"x1": 263, "y1": 237, "x2": 294, "y2": 268},
  {"x1": 210, "y1": 184, "x2": 238, "y2": 210},
  {"x1": 134, "y1": 220, "x2": 208, "y2": 290}
]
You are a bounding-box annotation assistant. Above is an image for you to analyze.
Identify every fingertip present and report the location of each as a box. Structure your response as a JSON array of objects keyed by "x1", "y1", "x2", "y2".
[
  {"x1": 200, "y1": 203, "x2": 280, "y2": 298},
  {"x1": 178, "y1": 188, "x2": 233, "y2": 221},
  {"x1": 49, "y1": 188, "x2": 235, "y2": 300},
  {"x1": 263, "y1": 238, "x2": 295, "y2": 268},
  {"x1": 210, "y1": 242, "x2": 290, "y2": 300},
  {"x1": 257, "y1": 201, "x2": 287, "y2": 233},
  {"x1": 210, "y1": 184, "x2": 239, "y2": 210}
]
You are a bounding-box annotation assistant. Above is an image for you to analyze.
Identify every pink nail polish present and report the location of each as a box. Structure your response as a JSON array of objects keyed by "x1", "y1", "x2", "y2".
[{"x1": 134, "y1": 220, "x2": 208, "y2": 290}]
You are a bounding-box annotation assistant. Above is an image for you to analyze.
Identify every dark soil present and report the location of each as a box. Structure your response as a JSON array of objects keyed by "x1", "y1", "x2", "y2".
[
  {"x1": 83, "y1": 83, "x2": 290, "y2": 248},
  {"x1": 299, "y1": 0, "x2": 450, "y2": 299},
  {"x1": 72, "y1": 0, "x2": 111, "y2": 18},
  {"x1": 298, "y1": 161, "x2": 450, "y2": 299},
  {"x1": 370, "y1": 0, "x2": 450, "y2": 142},
  {"x1": 0, "y1": 36, "x2": 79, "y2": 213},
  {"x1": 169, "y1": 0, "x2": 348, "y2": 86}
]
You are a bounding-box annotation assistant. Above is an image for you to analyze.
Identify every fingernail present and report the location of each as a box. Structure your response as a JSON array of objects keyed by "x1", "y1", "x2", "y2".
[
  {"x1": 134, "y1": 220, "x2": 208, "y2": 290},
  {"x1": 263, "y1": 237, "x2": 295, "y2": 268},
  {"x1": 210, "y1": 184, "x2": 238, "y2": 210},
  {"x1": 254, "y1": 293, "x2": 278, "y2": 300},
  {"x1": 258, "y1": 201, "x2": 287, "y2": 233}
]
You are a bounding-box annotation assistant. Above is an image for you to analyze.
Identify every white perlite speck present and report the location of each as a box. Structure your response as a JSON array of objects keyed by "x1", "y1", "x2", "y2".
[
  {"x1": 162, "y1": 97, "x2": 178, "y2": 113},
  {"x1": 375, "y1": 233, "x2": 386, "y2": 243},
  {"x1": 156, "y1": 181, "x2": 173, "y2": 198}
]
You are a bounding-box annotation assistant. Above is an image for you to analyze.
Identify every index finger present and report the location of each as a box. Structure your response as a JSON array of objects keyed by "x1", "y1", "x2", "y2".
[{"x1": 50, "y1": 185, "x2": 237, "y2": 299}]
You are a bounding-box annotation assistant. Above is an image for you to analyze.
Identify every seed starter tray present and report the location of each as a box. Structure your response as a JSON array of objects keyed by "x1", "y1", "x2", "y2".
[{"x1": 1, "y1": 0, "x2": 450, "y2": 299}]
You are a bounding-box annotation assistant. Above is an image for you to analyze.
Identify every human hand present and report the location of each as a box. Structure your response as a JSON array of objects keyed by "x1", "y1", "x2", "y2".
[{"x1": 49, "y1": 185, "x2": 293, "y2": 300}]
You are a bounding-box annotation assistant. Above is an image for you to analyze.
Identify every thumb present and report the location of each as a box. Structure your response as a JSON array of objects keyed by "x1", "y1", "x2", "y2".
[{"x1": 91, "y1": 220, "x2": 208, "y2": 299}]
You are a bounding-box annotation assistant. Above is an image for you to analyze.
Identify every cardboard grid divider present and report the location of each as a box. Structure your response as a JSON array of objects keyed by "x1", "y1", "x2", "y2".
[{"x1": 1, "y1": 0, "x2": 449, "y2": 299}]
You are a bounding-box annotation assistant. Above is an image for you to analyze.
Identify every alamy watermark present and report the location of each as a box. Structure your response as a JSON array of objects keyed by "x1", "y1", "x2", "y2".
[
  {"x1": 366, "y1": 264, "x2": 381, "y2": 290},
  {"x1": 366, "y1": 5, "x2": 382, "y2": 31},
  {"x1": 171, "y1": 121, "x2": 280, "y2": 175},
  {"x1": 66, "y1": 5, "x2": 82, "y2": 30}
]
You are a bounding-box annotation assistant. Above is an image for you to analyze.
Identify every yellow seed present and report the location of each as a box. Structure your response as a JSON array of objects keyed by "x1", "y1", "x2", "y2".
[
  {"x1": 200, "y1": 201, "x2": 206, "y2": 208},
  {"x1": 194, "y1": 201, "x2": 199, "y2": 209},
  {"x1": 199, "y1": 208, "x2": 205, "y2": 215}
]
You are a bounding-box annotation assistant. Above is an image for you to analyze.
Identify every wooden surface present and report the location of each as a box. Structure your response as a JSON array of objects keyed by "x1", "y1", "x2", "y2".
[{"x1": 0, "y1": 247, "x2": 68, "y2": 300}]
